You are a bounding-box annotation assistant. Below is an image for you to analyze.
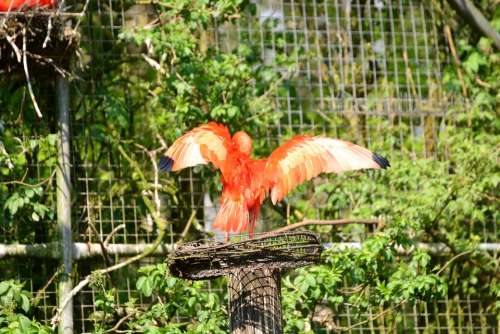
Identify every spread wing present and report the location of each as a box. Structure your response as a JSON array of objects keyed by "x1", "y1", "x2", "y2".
[
  {"x1": 264, "y1": 136, "x2": 389, "y2": 204},
  {"x1": 159, "y1": 122, "x2": 232, "y2": 174}
]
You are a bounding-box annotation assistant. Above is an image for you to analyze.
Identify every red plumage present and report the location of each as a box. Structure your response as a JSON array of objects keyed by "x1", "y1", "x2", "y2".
[
  {"x1": 0, "y1": 0, "x2": 56, "y2": 11},
  {"x1": 160, "y1": 122, "x2": 389, "y2": 237}
]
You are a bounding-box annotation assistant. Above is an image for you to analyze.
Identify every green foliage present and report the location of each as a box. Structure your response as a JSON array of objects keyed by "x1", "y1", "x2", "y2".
[
  {"x1": 114, "y1": 0, "x2": 290, "y2": 139},
  {"x1": 0, "y1": 280, "x2": 52, "y2": 334},
  {"x1": 277, "y1": 1, "x2": 500, "y2": 328},
  {"x1": 281, "y1": 124, "x2": 498, "y2": 331},
  {"x1": 89, "y1": 264, "x2": 227, "y2": 333},
  {"x1": 282, "y1": 239, "x2": 448, "y2": 332},
  {"x1": 133, "y1": 265, "x2": 226, "y2": 333},
  {"x1": 440, "y1": 0, "x2": 499, "y2": 124},
  {"x1": 0, "y1": 111, "x2": 57, "y2": 242}
]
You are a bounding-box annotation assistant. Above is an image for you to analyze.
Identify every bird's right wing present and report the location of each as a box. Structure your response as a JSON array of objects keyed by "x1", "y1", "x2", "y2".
[
  {"x1": 159, "y1": 122, "x2": 232, "y2": 174},
  {"x1": 264, "y1": 136, "x2": 389, "y2": 204}
]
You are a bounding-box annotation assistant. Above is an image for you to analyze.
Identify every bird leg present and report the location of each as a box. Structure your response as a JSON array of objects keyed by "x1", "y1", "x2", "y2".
[{"x1": 248, "y1": 207, "x2": 259, "y2": 239}]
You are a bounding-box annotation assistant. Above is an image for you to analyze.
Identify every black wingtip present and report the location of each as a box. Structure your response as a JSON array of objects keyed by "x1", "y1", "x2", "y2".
[
  {"x1": 372, "y1": 153, "x2": 390, "y2": 169},
  {"x1": 159, "y1": 156, "x2": 174, "y2": 172}
]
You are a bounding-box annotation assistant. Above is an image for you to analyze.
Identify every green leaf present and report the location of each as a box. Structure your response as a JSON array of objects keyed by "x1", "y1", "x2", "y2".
[
  {"x1": 0, "y1": 282, "x2": 10, "y2": 295},
  {"x1": 46, "y1": 134, "x2": 57, "y2": 146},
  {"x1": 166, "y1": 276, "x2": 177, "y2": 288},
  {"x1": 304, "y1": 275, "x2": 316, "y2": 288},
  {"x1": 188, "y1": 296, "x2": 197, "y2": 308},
  {"x1": 25, "y1": 189, "x2": 34, "y2": 199},
  {"x1": 137, "y1": 277, "x2": 153, "y2": 297},
  {"x1": 463, "y1": 52, "x2": 487, "y2": 74},
  {"x1": 20, "y1": 294, "x2": 30, "y2": 313}
]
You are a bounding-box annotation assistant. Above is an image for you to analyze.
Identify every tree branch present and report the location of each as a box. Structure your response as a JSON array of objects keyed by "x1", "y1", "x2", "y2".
[
  {"x1": 268, "y1": 218, "x2": 380, "y2": 234},
  {"x1": 22, "y1": 27, "x2": 43, "y2": 118},
  {"x1": 446, "y1": 0, "x2": 500, "y2": 50},
  {"x1": 0, "y1": 169, "x2": 56, "y2": 187},
  {"x1": 104, "y1": 312, "x2": 137, "y2": 333},
  {"x1": 436, "y1": 249, "x2": 474, "y2": 275},
  {"x1": 177, "y1": 210, "x2": 197, "y2": 244}
]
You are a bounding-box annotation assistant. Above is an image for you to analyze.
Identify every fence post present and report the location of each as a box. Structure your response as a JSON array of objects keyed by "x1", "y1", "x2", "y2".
[{"x1": 56, "y1": 74, "x2": 73, "y2": 334}]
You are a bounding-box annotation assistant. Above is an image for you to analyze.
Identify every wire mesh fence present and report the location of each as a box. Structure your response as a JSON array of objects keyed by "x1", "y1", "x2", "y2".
[
  {"x1": 0, "y1": 0, "x2": 498, "y2": 332},
  {"x1": 314, "y1": 297, "x2": 497, "y2": 333}
]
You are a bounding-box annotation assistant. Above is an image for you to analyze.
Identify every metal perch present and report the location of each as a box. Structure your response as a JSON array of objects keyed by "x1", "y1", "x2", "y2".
[{"x1": 169, "y1": 232, "x2": 323, "y2": 334}]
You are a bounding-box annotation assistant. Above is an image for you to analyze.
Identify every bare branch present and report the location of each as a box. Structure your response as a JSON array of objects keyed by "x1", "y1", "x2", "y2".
[
  {"x1": 104, "y1": 224, "x2": 126, "y2": 246},
  {"x1": 0, "y1": 169, "x2": 56, "y2": 187},
  {"x1": 88, "y1": 221, "x2": 112, "y2": 267},
  {"x1": 22, "y1": 27, "x2": 42, "y2": 118},
  {"x1": 178, "y1": 210, "x2": 197, "y2": 244},
  {"x1": 33, "y1": 267, "x2": 61, "y2": 306},
  {"x1": 436, "y1": 249, "x2": 474, "y2": 275},
  {"x1": 446, "y1": 0, "x2": 500, "y2": 50},
  {"x1": 341, "y1": 301, "x2": 405, "y2": 331},
  {"x1": 50, "y1": 229, "x2": 166, "y2": 329},
  {"x1": 42, "y1": 15, "x2": 52, "y2": 48},
  {"x1": 6, "y1": 34, "x2": 22, "y2": 61},
  {"x1": 444, "y1": 25, "x2": 468, "y2": 97},
  {"x1": 269, "y1": 218, "x2": 380, "y2": 234},
  {"x1": 104, "y1": 312, "x2": 136, "y2": 333},
  {"x1": 73, "y1": 0, "x2": 91, "y2": 33}
]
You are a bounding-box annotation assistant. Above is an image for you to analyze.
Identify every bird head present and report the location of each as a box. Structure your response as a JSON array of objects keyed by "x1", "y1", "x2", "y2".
[{"x1": 233, "y1": 131, "x2": 252, "y2": 156}]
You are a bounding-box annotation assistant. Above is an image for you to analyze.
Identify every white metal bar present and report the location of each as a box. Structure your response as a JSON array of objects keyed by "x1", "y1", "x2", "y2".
[
  {"x1": 0, "y1": 242, "x2": 174, "y2": 259},
  {"x1": 0, "y1": 242, "x2": 498, "y2": 259},
  {"x1": 56, "y1": 74, "x2": 73, "y2": 334}
]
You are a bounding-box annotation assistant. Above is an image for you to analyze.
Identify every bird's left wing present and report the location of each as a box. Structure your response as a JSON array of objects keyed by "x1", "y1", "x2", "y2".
[
  {"x1": 159, "y1": 122, "x2": 232, "y2": 174},
  {"x1": 264, "y1": 136, "x2": 389, "y2": 204}
]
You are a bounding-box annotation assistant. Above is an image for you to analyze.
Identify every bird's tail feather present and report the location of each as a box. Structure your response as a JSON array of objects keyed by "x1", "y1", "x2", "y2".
[{"x1": 212, "y1": 196, "x2": 249, "y2": 233}]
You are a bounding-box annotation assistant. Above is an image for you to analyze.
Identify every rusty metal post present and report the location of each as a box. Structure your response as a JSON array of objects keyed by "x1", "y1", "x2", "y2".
[{"x1": 229, "y1": 267, "x2": 282, "y2": 334}]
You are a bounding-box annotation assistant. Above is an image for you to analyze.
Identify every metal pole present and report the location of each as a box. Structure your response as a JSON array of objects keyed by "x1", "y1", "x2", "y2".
[
  {"x1": 56, "y1": 74, "x2": 73, "y2": 334},
  {"x1": 228, "y1": 267, "x2": 283, "y2": 334}
]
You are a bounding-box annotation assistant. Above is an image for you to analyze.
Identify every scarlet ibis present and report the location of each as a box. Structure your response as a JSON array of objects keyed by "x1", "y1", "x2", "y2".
[
  {"x1": 160, "y1": 122, "x2": 389, "y2": 237},
  {"x1": 0, "y1": 0, "x2": 56, "y2": 11}
]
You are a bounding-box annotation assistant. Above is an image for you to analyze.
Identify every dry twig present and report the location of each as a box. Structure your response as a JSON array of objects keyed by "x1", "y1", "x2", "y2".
[
  {"x1": 22, "y1": 27, "x2": 42, "y2": 118},
  {"x1": 87, "y1": 221, "x2": 112, "y2": 267},
  {"x1": 104, "y1": 312, "x2": 136, "y2": 333},
  {"x1": 269, "y1": 218, "x2": 380, "y2": 234},
  {"x1": 6, "y1": 34, "x2": 22, "y2": 61},
  {"x1": 0, "y1": 169, "x2": 56, "y2": 187},
  {"x1": 444, "y1": 25, "x2": 468, "y2": 97},
  {"x1": 178, "y1": 210, "x2": 197, "y2": 244},
  {"x1": 33, "y1": 267, "x2": 61, "y2": 306},
  {"x1": 436, "y1": 249, "x2": 474, "y2": 275},
  {"x1": 104, "y1": 224, "x2": 126, "y2": 246}
]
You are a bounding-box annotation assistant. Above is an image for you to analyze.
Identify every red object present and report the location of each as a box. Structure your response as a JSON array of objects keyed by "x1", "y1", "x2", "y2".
[
  {"x1": 160, "y1": 122, "x2": 390, "y2": 237},
  {"x1": 0, "y1": 0, "x2": 56, "y2": 11}
]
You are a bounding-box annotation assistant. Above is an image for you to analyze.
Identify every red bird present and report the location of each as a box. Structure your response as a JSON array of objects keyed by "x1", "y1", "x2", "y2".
[
  {"x1": 160, "y1": 122, "x2": 389, "y2": 237},
  {"x1": 0, "y1": 0, "x2": 56, "y2": 11}
]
